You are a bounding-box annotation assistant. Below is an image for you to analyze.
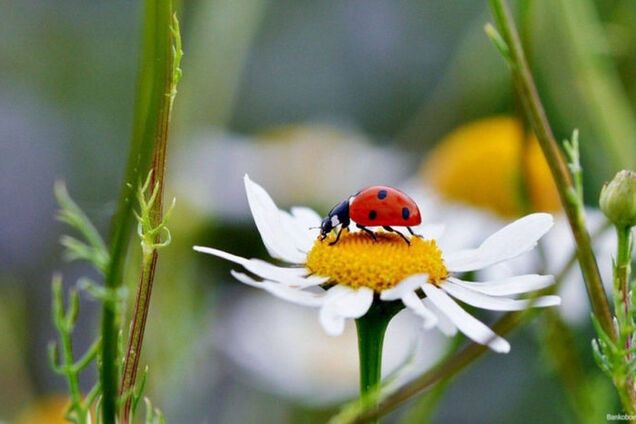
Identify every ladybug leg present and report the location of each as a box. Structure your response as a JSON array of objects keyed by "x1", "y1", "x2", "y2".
[
  {"x1": 383, "y1": 226, "x2": 410, "y2": 245},
  {"x1": 406, "y1": 227, "x2": 423, "y2": 238},
  {"x1": 356, "y1": 224, "x2": 377, "y2": 241},
  {"x1": 329, "y1": 226, "x2": 346, "y2": 245}
]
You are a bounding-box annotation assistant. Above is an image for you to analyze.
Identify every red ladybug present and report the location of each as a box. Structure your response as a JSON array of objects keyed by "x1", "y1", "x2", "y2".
[{"x1": 319, "y1": 186, "x2": 422, "y2": 245}]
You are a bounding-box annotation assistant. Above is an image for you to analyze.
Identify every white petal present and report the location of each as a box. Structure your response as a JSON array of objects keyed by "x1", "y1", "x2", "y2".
[
  {"x1": 448, "y1": 275, "x2": 555, "y2": 296},
  {"x1": 443, "y1": 280, "x2": 561, "y2": 311},
  {"x1": 291, "y1": 206, "x2": 323, "y2": 229},
  {"x1": 244, "y1": 175, "x2": 307, "y2": 263},
  {"x1": 319, "y1": 307, "x2": 346, "y2": 336},
  {"x1": 231, "y1": 271, "x2": 326, "y2": 307},
  {"x1": 324, "y1": 286, "x2": 374, "y2": 318},
  {"x1": 319, "y1": 286, "x2": 374, "y2": 336},
  {"x1": 194, "y1": 246, "x2": 326, "y2": 288},
  {"x1": 420, "y1": 284, "x2": 510, "y2": 353},
  {"x1": 289, "y1": 207, "x2": 323, "y2": 248},
  {"x1": 444, "y1": 213, "x2": 554, "y2": 272},
  {"x1": 422, "y1": 298, "x2": 457, "y2": 336},
  {"x1": 401, "y1": 291, "x2": 438, "y2": 329},
  {"x1": 279, "y1": 210, "x2": 316, "y2": 253},
  {"x1": 380, "y1": 274, "x2": 428, "y2": 301}
]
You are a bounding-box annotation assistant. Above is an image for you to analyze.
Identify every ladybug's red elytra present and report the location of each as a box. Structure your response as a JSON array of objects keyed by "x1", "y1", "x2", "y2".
[{"x1": 319, "y1": 186, "x2": 422, "y2": 245}]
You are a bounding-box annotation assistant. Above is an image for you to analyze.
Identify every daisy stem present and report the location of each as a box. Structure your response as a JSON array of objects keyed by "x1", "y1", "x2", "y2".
[
  {"x1": 346, "y1": 311, "x2": 526, "y2": 424},
  {"x1": 355, "y1": 301, "x2": 400, "y2": 423},
  {"x1": 487, "y1": 0, "x2": 615, "y2": 340}
]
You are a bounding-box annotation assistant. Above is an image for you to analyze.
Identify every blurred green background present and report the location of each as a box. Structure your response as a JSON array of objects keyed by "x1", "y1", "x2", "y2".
[{"x1": 1, "y1": 0, "x2": 636, "y2": 422}]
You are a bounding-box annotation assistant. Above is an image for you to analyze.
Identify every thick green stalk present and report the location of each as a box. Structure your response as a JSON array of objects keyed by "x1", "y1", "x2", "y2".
[
  {"x1": 100, "y1": 0, "x2": 175, "y2": 421},
  {"x1": 346, "y1": 311, "x2": 525, "y2": 424},
  {"x1": 488, "y1": 0, "x2": 615, "y2": 339},
  {"x1": 354, "y1": 301, "x2": 400, "y2": 424},
  {"x1": 356, "y1": 313, "x2": 388, "y2": 397}
]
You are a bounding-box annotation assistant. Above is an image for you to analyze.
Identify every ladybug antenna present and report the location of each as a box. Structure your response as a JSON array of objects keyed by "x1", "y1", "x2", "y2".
[{"x1": 308, "y1": 226, "x2": 321, "y2": 230}]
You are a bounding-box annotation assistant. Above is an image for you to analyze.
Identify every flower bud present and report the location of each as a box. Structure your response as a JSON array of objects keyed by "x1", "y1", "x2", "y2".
[{"x1": 600, "y1": 170, "x2": 636, "y2": 227}]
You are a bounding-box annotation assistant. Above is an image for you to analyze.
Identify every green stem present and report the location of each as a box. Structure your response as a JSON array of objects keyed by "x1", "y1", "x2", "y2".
[
  {"x1": 616, "y1": 226, "x2": 631, "y2": 330},
  {"x1": 100, "y1": 0, "x2": 176, "y2": 421},
  {"x1": 119, "y1": 251, "x2": 159, "y2": 423},
  {"x1": 614, "y1": 225, "x2": 636, "y2": 415},
  {"x1": 346, "y1": 311, "x2": 525, "y2": 424},
  {"x1": 119, "y1": 3, "x2": 180, "y2": 423},
  {"x1": 356, "y1": 313, "x2": 388, "y2": 396},
  {"x1": 354, "y1": 301, "x2": 400, "y2": 423},
  {"x1": 488, "y1": 0, "x2": 615, "y2": 340}
]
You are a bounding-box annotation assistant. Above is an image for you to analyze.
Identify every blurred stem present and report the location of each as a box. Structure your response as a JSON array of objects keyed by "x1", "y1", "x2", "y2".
[
  {"x1": 100, "y1": 0, "x2": 177, "y2": 421},
  {"x1": 556, "y1": 0, "x2": 636, "y2": 171},
  {"x1": 355, "y1": 302, "x2": 399, "y2": 424},
  {"x1": 488, "y1": 0, "x2": 615, "y2": 340},
  {"x1": 539, "y1": 309, "x2": 597, "y2": 424},
  {"x1": 51, "y1": 277, "x2": 102, "y2": 424},
  {"x1": 51, "y1": 279, "x2": 86, "y2": 424},
  {"x1": 398, "y1": 338, "x2": 461, "y2": 424},
  {"x1": 175, "y1": 0, "x2": 267, "y2": 132}
]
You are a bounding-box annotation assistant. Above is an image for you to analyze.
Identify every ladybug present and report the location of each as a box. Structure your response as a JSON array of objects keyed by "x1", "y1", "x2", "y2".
[{"x1": 319, "y1": 186, "x2": 422, "y2": 245}]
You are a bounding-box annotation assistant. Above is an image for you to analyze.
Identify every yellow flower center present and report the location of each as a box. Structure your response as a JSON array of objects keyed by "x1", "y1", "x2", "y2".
[
  {"x1": 305, "y1": 231, "x2": 448, "y2": 292},
  {"x1": 421, "y1": 116, "x2": 560, "y2": 218}
]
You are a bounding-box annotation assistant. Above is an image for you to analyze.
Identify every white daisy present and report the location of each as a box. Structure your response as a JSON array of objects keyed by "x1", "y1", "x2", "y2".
[{"x1": 194, "y1": 176, "x2": 561, "y2": 353}]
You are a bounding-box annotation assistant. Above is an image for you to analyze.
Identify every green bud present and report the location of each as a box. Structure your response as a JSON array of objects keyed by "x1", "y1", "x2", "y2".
[{"x1": 600, "y1": 170, "x2": 636, "y2": 227}]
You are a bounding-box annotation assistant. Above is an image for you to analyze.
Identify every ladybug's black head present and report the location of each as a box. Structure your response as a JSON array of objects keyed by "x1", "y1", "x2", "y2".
[
  {"x1": 319, "y1": 217, "x2": 333, "y2": 240},
  {"x1": 319, "y1": 199, "x2": 350, "y2": 240}
]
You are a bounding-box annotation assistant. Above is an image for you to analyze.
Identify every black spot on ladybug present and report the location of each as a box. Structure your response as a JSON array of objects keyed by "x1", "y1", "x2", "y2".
[
  {"x1": 377, "y1": 190, "x2": 387, "y2": 200},
  {"x1": 402, "y1": 207, "x2": 410, "y2": 220},
  {"x1": 368, "y1": 210, "x2": 377, "y2": 220}
]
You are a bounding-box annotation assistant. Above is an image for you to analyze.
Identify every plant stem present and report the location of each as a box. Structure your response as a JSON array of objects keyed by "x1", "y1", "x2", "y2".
[
  {"x1": 540, "y1": 309, "x2": 597, "y2": 424},
  {"x1": 100, "y1": 0, "x2": 176, "y2": 421},
  {"x1": 614, "y1": 225, "x2": 636, "y2": 414},
  {"x1": 556, "y1": 0, "x2": 636, "y2": 173},
  {"x1": 354, "y1": 301, "x2": 400, "y2": 424},
  {"x1": 356, "y1": 312, "x2": 388, "y2": 396},
  {"x1": 119, "y1": 251, "x2": 159, "y2": 423},
  {"x1": 616, "y1": 226, "x2": 632, "y2": 337},
  {"x1": 488, "y1": 0, "x2": 615, "y2": 340},
  {"x1": 347, "y1": 311, "x2": 524, "y2": 424},
  {"x1": 118, "y1": 2, "x2": 180, "y2": 423}
]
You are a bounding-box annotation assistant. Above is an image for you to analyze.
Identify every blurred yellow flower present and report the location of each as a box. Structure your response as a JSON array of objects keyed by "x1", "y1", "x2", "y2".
[
  {"x1": 421, "y1": 116, "x2": 560, "y2": 217},
  {"x1": 14, "y1": 396, "x2": 68, "y2": 424}
]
